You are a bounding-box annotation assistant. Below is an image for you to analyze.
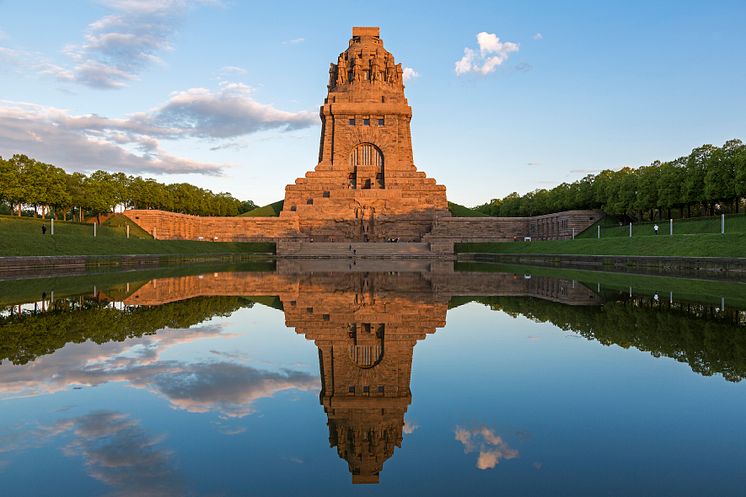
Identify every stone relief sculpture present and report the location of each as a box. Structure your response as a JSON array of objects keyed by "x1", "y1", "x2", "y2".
[
  {"x1": 329, "y1": 63, "x2": 337, "y2": 87},
  {"x1": 371, "y1": 48, "x2": 382, "y2": 81},
  {"x1": 385, "y1": 55, "x2": 395, "y2": 83},
  {"x1": 352, "y1": 55, "x2": 363, "y2": 81},
  {"x1": 337, "y1": 54, "x2": 347, "y2": 85}
]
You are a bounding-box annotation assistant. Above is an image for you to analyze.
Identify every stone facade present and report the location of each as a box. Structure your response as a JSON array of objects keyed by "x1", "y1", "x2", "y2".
[
  {"x1": 123, "y1": 267, "x2": 601, "y2": 483},
  {"x1": 123, "y1": 27, "x2": 602, "y2": 254},
  {"x1": 279, "y1": 26, "x2": 449, "y2": 243}
]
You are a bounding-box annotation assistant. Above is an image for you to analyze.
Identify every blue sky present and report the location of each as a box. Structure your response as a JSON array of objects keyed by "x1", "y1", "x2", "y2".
[{"x1": 1, "y1": 0, "x2": 745, "y2": 206}]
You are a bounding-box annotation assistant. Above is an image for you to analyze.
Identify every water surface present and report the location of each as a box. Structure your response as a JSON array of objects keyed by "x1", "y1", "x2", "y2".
[{"x1": 1, "y1": 262, "x2": 744, "y2": 496}]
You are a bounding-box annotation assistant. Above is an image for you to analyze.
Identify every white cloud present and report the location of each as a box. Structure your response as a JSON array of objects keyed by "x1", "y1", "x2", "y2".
[
  {"x1": 455, "y1": 32, "x2": 519, "y2": 76},
  {"x1": 0, "y1": 1, "x2": 218, "y2": 89},
  {"x1": 0, "y1": 82, "x2": 317, "y2": 175},
  {"x1": 220, "y1": 65, "x2": 248, "y2": 76},
  {"x1": 282, "y1": 37, "x2": 305, "y2": 45},
  {"x1": 402, "y1": 67, "x2": 419, "y2": 82},
  {"x1": 145, "y1": 82, "x2": 317, "y2": 138},
  {"x1": 533, "y1": 33, "x2": 544, "y2": 41}
]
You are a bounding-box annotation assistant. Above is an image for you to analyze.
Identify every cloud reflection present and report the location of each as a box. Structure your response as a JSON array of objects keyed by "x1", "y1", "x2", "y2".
[
  {"x1": 3, "y1": 411, "x2": 181, "y2": 496},
  {"x1": 454, "y1": 426, "x2": 519, "y2": 470},
  {"x1": 61, "y1": 411, "x2": 182, "y2": 497},
  {"x1": 0, "y1": 324, "x2": 319, "y2": 418}
]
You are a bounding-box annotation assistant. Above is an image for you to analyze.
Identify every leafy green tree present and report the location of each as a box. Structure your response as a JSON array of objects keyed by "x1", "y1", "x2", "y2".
[
  {"x1": 657, "y1": 160, "x2": 685, "y2": 219},
  {"x1": 46, "y1": 166, "x2": 72, "y2": 219},
  {"x1": 635, "y1": 164, "x2": 661, "y2": 220},
  {"x1": 66, "y1": 172, "x2": 86, "y2": 222},
  {"x1": 238, "y1": 200, "x2": 258, "y2": 214},
  {"x1": 684, "y1": 144, "x2": 717, "y2": 216},
  {"x1": 83, "y1": 171, "x2": 119, "y2": 223}
]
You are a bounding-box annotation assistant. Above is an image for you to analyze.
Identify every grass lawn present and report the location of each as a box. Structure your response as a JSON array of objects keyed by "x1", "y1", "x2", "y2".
[
  {"x1": 238, "y1": 200, "x2": 487, "y2": 218},
  {"x1": 456, "y1": 233, "x2": 746, "y2": 258},
  {"x1": 579, "y1": 213, "x2": 746, "y2": 238},
  {"x1": 0, "y1": 215, "x2": 275, "y2": 256},
  {"x1": 240, "y1": 200, "x2": 284, "y2": 217},
  {"x1": 448, "y1": 202, "x2": 487, "y2": 217}
]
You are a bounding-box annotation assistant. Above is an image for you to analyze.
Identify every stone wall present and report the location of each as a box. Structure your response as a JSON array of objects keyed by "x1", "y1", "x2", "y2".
[
  {"x1": 423, "y1": 209, "x2": 604, "y2": 253},
  {"x1": 123, "y1": 210, "x2": 300, "y2": 243},
  {"x1": 123, "y1": 208, "x2": 603, "y2": 253}
]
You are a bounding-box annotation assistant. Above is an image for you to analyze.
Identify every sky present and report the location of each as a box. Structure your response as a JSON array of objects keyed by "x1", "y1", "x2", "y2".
[{"x1": 1, "y1": 0, "x2": 745, "y2": 207}]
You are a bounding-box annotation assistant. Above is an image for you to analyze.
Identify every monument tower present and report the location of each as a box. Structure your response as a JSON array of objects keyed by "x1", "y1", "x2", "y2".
[{"x1": 280, "y1": 27, "x2": 449, "y2": 244}]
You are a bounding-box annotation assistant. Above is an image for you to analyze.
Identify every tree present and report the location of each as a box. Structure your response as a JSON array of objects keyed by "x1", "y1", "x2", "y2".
[
  {"x1": 684, "y1": 144, "x2": 717, "y2": 216},
  {"x1": 238, "y1": 200, "x2": 258, "y2": 214},
  {"x1": 635, "y1": 164, "x2": 661, "y2": 220},
  {"x1": 65, "y1": 172, "x2": 86, "y2": 221},
  {"x1": 657, "y1": 160, "x2": 685, "y2": 219},
  {"x1": 83, "y1": 171, "x2": 119, "y2": 223}
]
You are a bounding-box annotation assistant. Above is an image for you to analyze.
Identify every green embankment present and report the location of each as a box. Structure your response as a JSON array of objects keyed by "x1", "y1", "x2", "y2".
[
  {"x1": 240, "y1": 200, "x2": 284, "y2": 217},
  {"x1": 457, "y1": 213, "x2": 746, "y2": 258},
  {"x1": 457, "y1": 233, "x2": 746, "y2": 257},
  {"x1": 0, "y1": 215, "x2": 275, "y2": 256},
  {"x1": 577, "y1": 213, "x2": 746, "y2": 239},
  {"x1": 448, "y1": 202, "x2": 487, "y2": 217},
  {"x1": 238, "y1": 200, "x2": 485, "y2": 218}
]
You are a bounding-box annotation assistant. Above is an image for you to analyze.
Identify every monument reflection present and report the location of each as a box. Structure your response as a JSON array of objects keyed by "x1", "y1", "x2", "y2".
[{"x1": 123, "y1": 261, "x2": 600, "y2": 483}]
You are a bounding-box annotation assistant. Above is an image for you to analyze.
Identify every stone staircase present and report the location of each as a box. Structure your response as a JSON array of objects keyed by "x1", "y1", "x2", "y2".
[{"x1": 280, "y1": 242, "x2": 438, "y2": 259}]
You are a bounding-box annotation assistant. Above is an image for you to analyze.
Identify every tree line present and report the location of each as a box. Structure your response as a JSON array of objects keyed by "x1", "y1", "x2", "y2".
[
  {"x1": 0, "y1": 154, "x2": 257, "y2": 221},
  {"x1": 0, "y1": 295, "x2": 256, "y2": 365},
  {"x1": 475, "y1": 139, "x2": 746, "y2": 220},
  {"x1": 469, "y1": 293, "x2": 746, "y2": 382}
]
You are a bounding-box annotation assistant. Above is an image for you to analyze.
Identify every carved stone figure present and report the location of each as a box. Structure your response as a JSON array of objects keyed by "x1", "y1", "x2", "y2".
[
  {"x1": 352, "y1": 56, "x2": 363, "y2": 81},
  {"x1": 395, "y1": 63, "x2": 403, "y2": 83},
  {"x1": 329, "y1": 63, "x2": 337, "y2": 87},
  {"x1": 337, "y1": 55, "x2": 347, "y2": 85},
  {"x1": 385, "y1": 55, "x2": 395, "y2": 83},
  {"x1": 371, "y1": 48, "x2": 382, "y2": 81}
]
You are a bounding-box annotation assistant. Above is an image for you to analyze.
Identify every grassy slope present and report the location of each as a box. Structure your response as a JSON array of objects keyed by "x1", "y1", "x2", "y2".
[
  {"x1": 240, "y1": 200, "x2": 284, "y2": 217},
  {"x1": 0, "y1": 215, "x2": 274, "y2": 256},
  {"x1": 238, "y1": 200, "x2": 485, "y2": 218},
  {"x1": 457, "y1": 213, "x2": 746, "y2": 258},
  {"x1": 578, "y1": 213, "x2": 746, "y2": 239},
  {"x1": 456, "y1": 233, "x2": 746, "y2": 257},
  {"x1": 448, "y1": 202, "x2": 487, "y2": 217}
]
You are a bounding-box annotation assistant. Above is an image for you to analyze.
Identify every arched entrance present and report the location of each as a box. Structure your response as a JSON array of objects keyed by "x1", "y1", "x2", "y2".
[{"x1": 349, "y1": 143, "x2": 384, "y2": 189}]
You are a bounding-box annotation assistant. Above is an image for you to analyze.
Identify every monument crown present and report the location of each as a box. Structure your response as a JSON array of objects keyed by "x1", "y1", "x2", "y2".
[{"x1": 351, "y1": 26, "x2": 380, "y2": 38}]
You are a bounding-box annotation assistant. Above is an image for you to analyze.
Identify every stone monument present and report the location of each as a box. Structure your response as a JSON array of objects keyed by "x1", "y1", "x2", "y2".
[{"x1": 280, "y1": 26, "x2": 449, "y2": 246}]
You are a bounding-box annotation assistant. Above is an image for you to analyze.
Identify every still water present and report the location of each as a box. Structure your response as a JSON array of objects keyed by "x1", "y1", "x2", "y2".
[{"x1": 1, "y1": 261, "x2": 745, "y2": 496}]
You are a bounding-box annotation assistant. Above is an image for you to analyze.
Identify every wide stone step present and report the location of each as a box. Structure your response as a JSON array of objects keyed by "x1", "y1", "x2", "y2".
[{"x1": 283, "y1": 242, "x2": 437, "y2": 259}]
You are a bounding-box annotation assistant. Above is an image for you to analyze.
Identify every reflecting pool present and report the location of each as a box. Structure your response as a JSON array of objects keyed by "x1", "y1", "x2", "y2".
[{"x1": 1, "y1": 261, "x2": 745, "y2": 496}]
